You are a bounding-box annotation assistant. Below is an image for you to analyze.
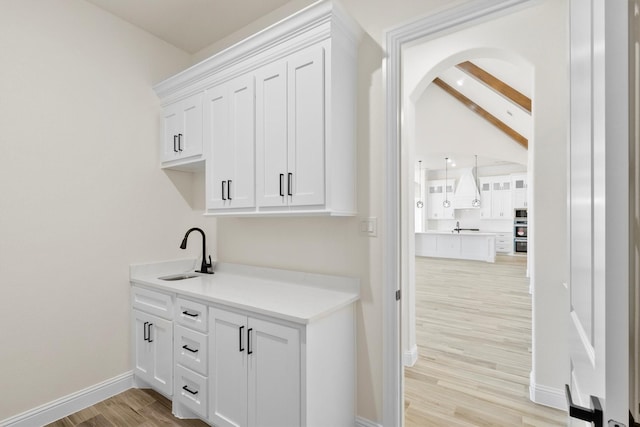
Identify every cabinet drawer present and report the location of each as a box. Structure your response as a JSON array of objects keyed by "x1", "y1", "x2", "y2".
[
  {"x1": 175, "y1": 325, "x2": 208, "y2": 376},
  {"x1": 176, "y1": 298, "x2": 208, "y2": 333},
  {"x1": 496, "y1": 244, "x2": 512, "y2": 253},
  {"x1": 174, "y1": 365, "x2": 208, "y2": 419},
  {"x1": 132, "y1": 286, "x2": 173, "y2": 320}
]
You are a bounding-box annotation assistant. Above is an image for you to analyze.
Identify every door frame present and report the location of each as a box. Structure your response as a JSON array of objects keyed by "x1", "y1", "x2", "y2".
[{"x1": 382, "y1": 1, "x2": 538, "y2": 425}]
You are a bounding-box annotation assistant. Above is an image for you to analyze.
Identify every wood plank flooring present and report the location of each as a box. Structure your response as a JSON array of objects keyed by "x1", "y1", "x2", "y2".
[
  {"x1": 404, "y1": 255, "x2": 567, "y2": 427},
  {"x1": 45, "y1": 388, "x2": 208, "y2": 427}
]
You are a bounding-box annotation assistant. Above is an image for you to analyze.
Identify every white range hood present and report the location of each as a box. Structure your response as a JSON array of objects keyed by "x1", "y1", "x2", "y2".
[{"x1": 453, "y1": 167, "x2": 480, "y2": 209}]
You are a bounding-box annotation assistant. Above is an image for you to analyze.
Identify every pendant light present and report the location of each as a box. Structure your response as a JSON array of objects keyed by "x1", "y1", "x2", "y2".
[
  {"x1": 472, "y1": 154, "x2": 481, "y2": 207},
  {"x1": 416, "y1": 160, "x2": 424, "y2": 208},
  {"x1": 443, "y1": 157, "x2": 451, "y2": 208}
]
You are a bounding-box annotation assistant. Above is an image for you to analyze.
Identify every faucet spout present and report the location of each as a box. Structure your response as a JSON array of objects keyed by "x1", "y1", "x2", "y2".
[{"x1": 180, "y1": 227, "x2": 213, "y2": 274}]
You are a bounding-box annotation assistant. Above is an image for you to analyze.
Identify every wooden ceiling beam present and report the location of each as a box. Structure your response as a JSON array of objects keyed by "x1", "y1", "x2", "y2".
[
  {"x1": 456, "y1": 61, "x2": 532, "y2": 113},
  {"x1": 433, "y1": 77, "x2": 528, "y2": 149}
]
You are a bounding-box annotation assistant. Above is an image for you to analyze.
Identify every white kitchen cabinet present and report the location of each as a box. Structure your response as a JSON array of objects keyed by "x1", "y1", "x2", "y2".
[
  {"x1": 161, "y1": 92, "x2": 203, "y2": 167},
  {"x1": 490, "y1": 176, "x2": 512, "y2": 219},
  {"x1": 479, "y1": 179, "x2": 492, "y2": 219},
  {"x1": 154, "y1": 1, "x2": 360, "y2": 216},
  {"x1": 426, "y1": 179, "x2": 455, "y2": 220},
  {"x1": 205, "y1": 74, "x2": 255, "y2": 211},
  {"x1": 132, "y1": 309, "x2": 173, "y2": 397},
  {"x1": 494, "y1": 232, "x2": 514, "y2": 254},
  {"x1": 511, "y1": 173, "x2": 528, "y2": 209},
  {"x1": 255, "y1": 44, "x2": 325, "y2": 210},
  {"x1": 479, "y1": 175, "x2": 513, "y2": 219},
  {"x1": 209, "y1": 308, "x2": 300, "y2": 427}
]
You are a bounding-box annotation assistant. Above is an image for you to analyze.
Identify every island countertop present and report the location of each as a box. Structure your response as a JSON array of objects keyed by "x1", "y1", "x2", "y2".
[
  {"x1": 416, "y1": 230, "x2": 498, "y2": 236},
  {"x1": 130, "y1": 259, "x2": 360, "y2": 325}
]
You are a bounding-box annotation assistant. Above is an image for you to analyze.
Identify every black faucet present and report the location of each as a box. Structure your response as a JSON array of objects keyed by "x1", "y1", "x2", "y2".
[
  {"x1": 452, "y1": 221, "x2": 480, "y2": 234},
  {"x1": 180, "y1": 227, "x2": 213, "y2": 274}
]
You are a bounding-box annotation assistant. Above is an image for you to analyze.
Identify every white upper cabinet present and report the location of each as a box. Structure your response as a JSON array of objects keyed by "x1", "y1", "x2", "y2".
[
  {"x1": 511, "y1": 173, "x2": 528, "y2": 209},
  {"x1": 153, "y1": 0, "x2": 361, "y2": 216},
  {"x1": 205, "y1": 74, "x2": 255, "y2": 211},
  {"x1": 255, "y1": 45, "x2": 325, "y2": 209},
  {"x1": 161, "y1": 93, "x2": 203, "y2": 167}
]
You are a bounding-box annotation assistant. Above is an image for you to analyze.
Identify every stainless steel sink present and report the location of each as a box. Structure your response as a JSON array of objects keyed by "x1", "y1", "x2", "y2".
[{"x1": 158, "y1": 273, "x2": 199, "y2": 281}]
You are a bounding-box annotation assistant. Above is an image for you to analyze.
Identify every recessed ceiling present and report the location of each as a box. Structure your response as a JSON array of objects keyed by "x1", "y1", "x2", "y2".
[{"x1": 84, "y1": 0, "x2": 296, "y2": 53}]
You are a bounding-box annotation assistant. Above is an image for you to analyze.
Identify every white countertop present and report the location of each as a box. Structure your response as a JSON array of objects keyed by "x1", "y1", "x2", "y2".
[
  {"x1": 130, "y1": 259, "x2": 360, "y2": 325},
  {"x1": 416, "y1": 231, "x2": 497, "y2": 237}
]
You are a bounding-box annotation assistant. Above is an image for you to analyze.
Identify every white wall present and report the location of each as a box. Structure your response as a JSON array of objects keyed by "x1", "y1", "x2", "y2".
[
  {"x1": 403, "y1": 0, "x2": 569, "y2": 405},
  {"x1": 0, "y1": 0, "x2": 215, "y2": 420}
]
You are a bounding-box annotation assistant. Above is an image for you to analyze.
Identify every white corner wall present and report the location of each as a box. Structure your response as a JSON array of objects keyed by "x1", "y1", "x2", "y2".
[{"x1": 0, "y1": 0, "x2": 215, "y2": 420}]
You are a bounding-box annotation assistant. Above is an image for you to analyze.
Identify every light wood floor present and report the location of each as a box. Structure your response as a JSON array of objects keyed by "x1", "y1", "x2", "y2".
[
  {"x1": 45, "y1": 388, "x2": 208, "y2": 427},
  {"x1": 404, "y1": 255, "x2": 567, "y2": 427}
]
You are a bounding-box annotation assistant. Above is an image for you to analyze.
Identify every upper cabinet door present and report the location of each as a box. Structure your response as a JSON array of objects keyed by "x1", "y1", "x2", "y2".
[
  {"x1": 205, "y1": 75, "x2": 255, "y2": 210},
  {"x1": 287, "y1": 46, "x2": 326, "y2": 207},
  {"x1": 255, "y1": 61, "x2": 289, "y2": 208},
  {"x1": 161, "y1": 93, "x2": 203, "y2": 164}
]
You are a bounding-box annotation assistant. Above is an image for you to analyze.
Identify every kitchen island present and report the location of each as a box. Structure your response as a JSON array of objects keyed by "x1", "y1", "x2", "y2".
[{"x1": 415, "y1": 231, "x2": 496, "y2": 263}]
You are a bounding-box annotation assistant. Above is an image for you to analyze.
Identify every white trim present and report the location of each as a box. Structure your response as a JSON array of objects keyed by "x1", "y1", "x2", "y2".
[
  {"x1": 529, "y1": 371, "x2": 568, "y2": 411},
  {"x1": 383, "y1": 1, "x2": 537, "y2": 426},
  {"x1": 403, "y1": 345, "x2": 418, "y2": 367},
  {"x1": 0, "y1": 372, "x2": 134, "y2": 427},
  {"x1": 356, "y1": 415, "x2": 384, "y2": 427}
]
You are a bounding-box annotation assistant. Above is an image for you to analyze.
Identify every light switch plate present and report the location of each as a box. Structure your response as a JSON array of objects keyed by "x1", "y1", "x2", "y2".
[{"x1": 359, "y1": 217, "x2": 377, "y2": 237}]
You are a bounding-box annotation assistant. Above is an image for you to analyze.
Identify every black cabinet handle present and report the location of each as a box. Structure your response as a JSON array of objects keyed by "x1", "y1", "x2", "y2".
[
  {"x1": 564, "y1": 385, "x2": 603, "y2": 427},
  {"x1": 247, "y1": 328, "x2": 253, "y2": 355},
  {"x1": 147, "y1": 323, "x2": 153, "y2": 343},
  {"x1": 178, "y1": 133, "x2": 183, "y2": 151},
  {"x1": 228, "y1": 180, "x2": 232, "y2": 200},
  {"x1": 173, "y1": 135, "x2": 178, "y2": 153},
  {"x1": 182, "y1": 310, "x2": 198, "y2": 318},
  {"x1": 182, "y1": 345, "x2": 198, "y2": 353},
  {"x1": 143, "y1": 321, "x2": 149, "y2": 342},
  {"x1": 287, "y1": 173, "x2": 293, "y2": 196},
  {"x1": 222, "y1": 181, "x2": 227, "y2": 201},
  {"x1": 182, "y1": 385, "x2": 198, "y2": 395},
  {"x1": 279, "y1": 174, "x2": 284, "y2": 197},
  {"x1": 239, "y1": 325, "x2": 244, "y2": 352}
]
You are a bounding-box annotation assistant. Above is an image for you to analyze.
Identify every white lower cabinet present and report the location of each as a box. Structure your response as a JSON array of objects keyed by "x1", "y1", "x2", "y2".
[
  {"x1": 209, "y1": 308, "x2": 300, "y2": 427},
  {"x1": 132, "y1": 309, "x2": 173, "y2": 397},
  {"x1": 132, "y1": 283, "x2": 355, "y2": 427}
]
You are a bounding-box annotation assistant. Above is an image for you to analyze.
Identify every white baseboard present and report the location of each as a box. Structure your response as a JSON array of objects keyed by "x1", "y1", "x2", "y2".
[
  {"x1": 529, "y1": 371, "x2": 567, "y2": 411},
  {"x1": 0, "y1": 371, "x2": 134, "y2": 427},
  {"x1": 356, "y1": 415, "x2": 384, "y2": 427},
  {"x1": 403, "y1": 344, "x2": 418, "y2": 367}
]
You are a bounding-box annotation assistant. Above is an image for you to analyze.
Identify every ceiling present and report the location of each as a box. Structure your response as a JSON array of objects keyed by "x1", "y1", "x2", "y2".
[{"x1": 84, "y1": 0, "x2": 297, "y2": 53}]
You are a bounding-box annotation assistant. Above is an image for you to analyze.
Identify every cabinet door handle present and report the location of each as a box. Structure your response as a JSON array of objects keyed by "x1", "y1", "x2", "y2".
[
  {"x1": 247, "y1": 328, "x2": 253, "y2": 355},
  {"x1": 222, "y1": 181, "x2": 227, "y2": 201},
  {"x1": 143, "y1": 321, "x2": 149, "y2": 341},
  {"x1": 287, "y1": 173, "x2": 292, "y2": 196},
  {"x1": 147, "y1": 323, "x2": 153, "y2": 343},
  {"x1": 279, "y1": 174, "x2": 284, "y2": 197},
  {"x1": 182, "y1": 385, "x2": 198, "y2": 395},
  {"x1": 228, "y1": 180, "x2": 232, "y2": 200},
  {"x1": 182, "y1": 310, "x2": 199, "y2": 318},
  {"x1": 173, "y1": 135, "x2": 178, "y2": 153},
  {"x1": 182, "y1": 345, "x2": 198, "y2": 353},
  {"x1": 177, "y1": 134, "x2": 183, "y2": 151},
  {"x1": 239, "y1": 325, "x2": 245, "y2": 352}
]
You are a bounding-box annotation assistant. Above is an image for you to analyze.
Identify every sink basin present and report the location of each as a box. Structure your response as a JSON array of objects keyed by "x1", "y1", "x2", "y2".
[{"x1": 158, "y1": 273, "x2": 199, "y2": 281}]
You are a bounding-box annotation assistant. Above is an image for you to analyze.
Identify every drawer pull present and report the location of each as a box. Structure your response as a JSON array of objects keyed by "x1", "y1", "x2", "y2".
[
  {"x1": 239, "y1": 325, "x2": 245, "y2": 352},
  {"x1": 182, "y1": 310, "x2": 199, "y2": 318},
  {"x1": 182, "y1": 385, "x2": 198, "y2": 395},
  {"x1": 147, "y1": 323, "x2": 153, "y2": 343},
  {"x1": 182, "y1": 344, "x2": 198, "y2": 353},
  {"x1": 143, "y1": 321, "x2": 149, "y2": 342},
  {"x1": 247, "y1": 328, "x2": 253, "y2": 355}
]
